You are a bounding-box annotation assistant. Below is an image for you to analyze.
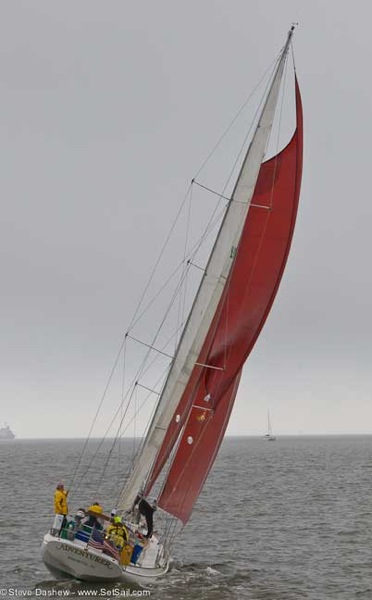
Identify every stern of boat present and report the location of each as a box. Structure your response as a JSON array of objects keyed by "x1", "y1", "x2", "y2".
[
  {"x1": 41, "y1": 533, "x2": 123, "y2": 582},
  {"x1": 41, "y1": 528, "x2": 169, "y2": 584}
]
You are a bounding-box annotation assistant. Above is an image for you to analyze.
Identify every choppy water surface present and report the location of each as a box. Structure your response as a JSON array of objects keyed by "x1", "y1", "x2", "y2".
[{"x1": 1, "y1": 436, "x2": 372, "y2": 599}]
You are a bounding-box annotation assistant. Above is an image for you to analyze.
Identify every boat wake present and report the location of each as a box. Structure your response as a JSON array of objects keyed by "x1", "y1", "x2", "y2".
[{"x1": 148, "y1": 560, "x2": 252, "y2": 599}]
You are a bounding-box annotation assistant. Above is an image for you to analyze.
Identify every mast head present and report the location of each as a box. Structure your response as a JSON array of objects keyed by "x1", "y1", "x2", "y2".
[
  {"x1": 284, "y1": 23, "x2": 298, "y2": 54},
  {"x1": 289, "y1": 23, "x2": 298, "y2": 37}
]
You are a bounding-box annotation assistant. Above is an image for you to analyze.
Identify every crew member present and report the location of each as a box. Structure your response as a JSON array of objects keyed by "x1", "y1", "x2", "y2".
[
  {"x1": 54, "y1": 482, "x2": 69, "y2": 516},
  {"x1": 84, "y1": 502, "x2": 104, "y2": 530},
  {"x1": 107, "y1": 516, "x2": 129, "y2": 549},
  {"x1": 133, "y1": 494, "x2": 156, "y2": 539}
]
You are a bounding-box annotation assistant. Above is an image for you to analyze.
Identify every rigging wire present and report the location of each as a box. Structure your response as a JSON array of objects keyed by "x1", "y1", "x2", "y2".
[
  {"x1": 192, "y1": 52, "x2": 282, "y2": 181},
  {"x1": 74, "y1": 310, "x2": 192, "y2": 497},
  {"x1": 126, "y1": 50, "x2": 284, "y2": 338},
  {"x1": 70, "y1": 279, "x2": 194, "y2": 496},
  {"x1": 70, "y1": 41, "x2": 292, "y2": 512},
  {"x1": 126, "y1": 183, "x2": 192, "y2": 334},
  {"x1": 117, "y1": 338, "x2": 127, "y2": 484},
  {"x1": 69, "y1": 191, "x2": 215, "y2": 496},
  {"x1": 175, "y1": 183, "x2": 193, "y2": 353},
  {"x1": 68, "y1": 335, "x2": 127, "y2": 495},
  {"x1": 127, "y1": 192, "x2": 227, "y2": 333}
]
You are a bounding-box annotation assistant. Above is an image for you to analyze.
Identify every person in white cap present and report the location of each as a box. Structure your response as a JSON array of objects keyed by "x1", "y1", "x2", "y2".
[{"x1": 102, "y1": 508, "x2": 117, "y2": 532}]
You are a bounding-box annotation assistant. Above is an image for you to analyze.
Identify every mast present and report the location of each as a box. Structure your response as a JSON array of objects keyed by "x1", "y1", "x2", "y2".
[
  {"x1": 118, "y1": 27, "x2": 295, "y2": 512},
  {"x1": 268, "y1": 411, "x2": 272, "y2": 436}
]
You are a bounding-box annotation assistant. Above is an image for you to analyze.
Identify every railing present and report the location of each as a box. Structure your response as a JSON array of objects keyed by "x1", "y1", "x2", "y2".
[
  {"x1": 52, "y1": 520, "x2": 94, "y2": 543},
  {"x1": 51, "y1": 518, "x2": 150, "y2": 567}
]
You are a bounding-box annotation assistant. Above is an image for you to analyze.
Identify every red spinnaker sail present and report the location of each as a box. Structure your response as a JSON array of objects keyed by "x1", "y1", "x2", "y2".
[{"x1": 148, "y1": 78, "x2": 303, "y2": 524}]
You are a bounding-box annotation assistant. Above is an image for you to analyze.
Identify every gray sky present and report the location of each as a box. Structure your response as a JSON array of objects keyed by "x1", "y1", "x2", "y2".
[{"x1": 1, "y1": 0, "x2": 371, "y2": 438}]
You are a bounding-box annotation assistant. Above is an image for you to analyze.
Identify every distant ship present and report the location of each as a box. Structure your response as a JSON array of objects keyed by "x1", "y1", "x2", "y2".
[{"x1": 0, "y1": 424, "x2": 15, "y2": 441}]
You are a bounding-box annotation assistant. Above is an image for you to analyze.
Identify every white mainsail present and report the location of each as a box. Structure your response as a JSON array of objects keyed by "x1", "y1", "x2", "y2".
[
  {"x1": 268, "y1": 411, "x2": 273, "y2": 437},
  {"x1": 118, "y1": 28, "x2": 294, "y2": 511}
]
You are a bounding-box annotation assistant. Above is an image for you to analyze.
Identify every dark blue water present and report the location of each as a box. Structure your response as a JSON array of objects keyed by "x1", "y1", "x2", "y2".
[{"x1": 1, "y1": 436, "x2": 372, "y2": 599}]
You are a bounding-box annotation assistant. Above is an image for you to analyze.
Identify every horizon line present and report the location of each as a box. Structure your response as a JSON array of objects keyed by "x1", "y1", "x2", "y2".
[{"x1": 5, "y1": 432, "x2": 372, "y2": 441}]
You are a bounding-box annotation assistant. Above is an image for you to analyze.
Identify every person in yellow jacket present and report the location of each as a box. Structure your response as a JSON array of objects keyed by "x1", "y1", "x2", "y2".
[
  {"x1": 106, "y1": 516, "x2": 128, "y2": 549},
  {"x1": 84, "y1": 502, "x2": 104, "y2": 531},
  {"x1": 54, "y1": 482, "x2": 69, "y2": 516}
]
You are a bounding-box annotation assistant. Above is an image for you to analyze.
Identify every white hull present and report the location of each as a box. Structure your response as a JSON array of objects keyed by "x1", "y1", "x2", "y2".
[{"x1": 41, "y1": 533, "x2": 169, "y2": 584}]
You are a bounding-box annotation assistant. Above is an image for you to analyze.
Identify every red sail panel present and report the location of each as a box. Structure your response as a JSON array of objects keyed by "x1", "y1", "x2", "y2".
[
  {"x1": 157, "y1": 371, "x2": 241, "y2": 520},
  {"x1": 150, "y1": 79, "x2": 303, "y2": 522}
]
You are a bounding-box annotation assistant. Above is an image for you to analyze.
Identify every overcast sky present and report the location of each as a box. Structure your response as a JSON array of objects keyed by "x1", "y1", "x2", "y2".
[{"x1": 1, "y1": 0, "x2": 371, "y2": 438}]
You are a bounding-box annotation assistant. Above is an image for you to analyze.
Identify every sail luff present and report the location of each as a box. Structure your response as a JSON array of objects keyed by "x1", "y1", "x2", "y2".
[{"x1": 117, "y1": 31, "x2": 293, "y2": 512}]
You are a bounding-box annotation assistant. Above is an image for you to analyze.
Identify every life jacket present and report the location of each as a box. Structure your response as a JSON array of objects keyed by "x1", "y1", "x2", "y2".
[
  {"x1": 107, "y1": 523, "x2": 129, "y2": 547},
  {"x1": 54, "y1": 489, "x2": 68, "y2": 515}
]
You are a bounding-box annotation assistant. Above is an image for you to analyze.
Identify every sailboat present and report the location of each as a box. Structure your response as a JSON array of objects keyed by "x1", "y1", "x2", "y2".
[
  {"x1": 263, "y1": 411, "x2": 276, "y2": 441},
  {"x1": 41, "y1": 25, "x2": 303, "y2": 584}
]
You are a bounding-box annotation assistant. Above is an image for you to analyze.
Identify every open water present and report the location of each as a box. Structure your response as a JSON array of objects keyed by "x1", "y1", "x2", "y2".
[{"x1": 1, "y1": 436, "x2": 372, "y2": 599}]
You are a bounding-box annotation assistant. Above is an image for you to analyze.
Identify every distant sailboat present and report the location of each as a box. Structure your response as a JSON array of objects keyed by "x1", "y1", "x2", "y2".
[{"x1": 263, "y1": 411, "x2": 276, "y2": 441}]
